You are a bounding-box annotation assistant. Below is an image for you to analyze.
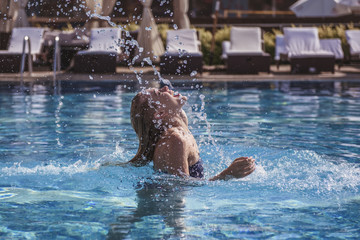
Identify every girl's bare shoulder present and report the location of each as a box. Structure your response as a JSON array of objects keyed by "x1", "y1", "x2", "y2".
[{"x1": 158, "y1": 127, "x2": 187, "y2": 145}]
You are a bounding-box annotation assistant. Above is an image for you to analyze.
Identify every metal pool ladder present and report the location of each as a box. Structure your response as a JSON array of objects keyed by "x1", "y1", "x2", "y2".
[
  {"x1": 53, "y1": 36, "x2": 61, "y2": 95},
  {"x1": 20, "y1": 36, "x2": 32, "y2": 90},
  {"x1": 20, "y1": 35, "x2": 61, "y2": 94}
]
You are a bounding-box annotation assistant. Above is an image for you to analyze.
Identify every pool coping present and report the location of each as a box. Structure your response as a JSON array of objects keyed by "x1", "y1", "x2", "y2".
[{"x1": 1, "y1": 64, "x2": 360, "y2": 89}]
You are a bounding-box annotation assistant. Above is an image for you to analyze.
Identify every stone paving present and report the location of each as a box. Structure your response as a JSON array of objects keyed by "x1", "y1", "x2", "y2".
[{"x1": 1, "y1": 64, "x2": 360, "y2": 87}]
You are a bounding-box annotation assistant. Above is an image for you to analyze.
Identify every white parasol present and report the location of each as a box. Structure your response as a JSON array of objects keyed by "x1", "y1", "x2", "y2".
[
  {"x1": 136, "y1": 0, "x2": 165, "y2": 62},
  {"x1": 173, "y1": 0, "x2": 190, "y2": 29},
  {"x1": 290, "y1": 0, "x2": 351, "y2": 17}
]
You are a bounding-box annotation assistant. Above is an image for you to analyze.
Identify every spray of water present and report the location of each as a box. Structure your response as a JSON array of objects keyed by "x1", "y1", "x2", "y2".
[
  {"x1": 16, "y1": 1, "x2": 219, "y2": 181},
  {"x1": 191, "y1": 93, "x2": 226, "y2": 164}
]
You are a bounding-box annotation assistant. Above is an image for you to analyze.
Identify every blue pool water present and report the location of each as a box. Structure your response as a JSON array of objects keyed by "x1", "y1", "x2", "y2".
[{"x1": 0, "y1": 81, "x2": 360, "y2": 239}]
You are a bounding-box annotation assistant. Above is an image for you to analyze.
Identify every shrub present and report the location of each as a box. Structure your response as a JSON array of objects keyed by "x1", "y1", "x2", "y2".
[
  {"x1": 264, "y1": 30, "x2": 276, "y2": 60},
  {"x1": 198, "y1": 28, "x2": 213, "y2": 65},
  {"x1": 213, "y1": 26, "x2": 231, "y2": 65},
  {"x1": 122, "y1": 22, "x2": 139, "y2": 31}
]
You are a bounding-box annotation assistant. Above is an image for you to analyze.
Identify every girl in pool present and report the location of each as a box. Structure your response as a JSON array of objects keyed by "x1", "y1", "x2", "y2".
[{"x1": 107, "y1": 86, "x2": 255, "y2": 180}]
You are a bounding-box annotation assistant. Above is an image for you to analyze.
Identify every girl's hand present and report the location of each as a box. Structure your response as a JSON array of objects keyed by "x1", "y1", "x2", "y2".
[
  {"x1": 210, "y1": 157, "x2": 255, "y2": 181},
  {"x1": 223, "y1": 157, "x2": 256, "y2": 179}
]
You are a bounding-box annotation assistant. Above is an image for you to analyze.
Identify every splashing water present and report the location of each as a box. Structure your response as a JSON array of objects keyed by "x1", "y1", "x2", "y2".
[{"x1": 2, "y1": 160, "x2": 95, "y2": 176}]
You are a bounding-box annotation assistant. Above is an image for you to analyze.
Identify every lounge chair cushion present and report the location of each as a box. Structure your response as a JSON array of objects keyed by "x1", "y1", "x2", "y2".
[
  {"x1": 223, "y1": 28, "x2": 272, "y2": 59},
  {"x1": 230, "y1": 27, "x2": 263, "y2": 52},
  {"x1": 278, "y1": 36, "x2": 343, "y2": 60},
  {"x1": 319, "y1": 39, "x2": 344, "y2": 59},
  {"x1": 0, "y1": 27, "x2": 45, "y2": 73},
  {"x1": 7, "y1": 27, "x2": 45, "y2": 54},
  {"x1": 274, "y1": 35, "x2": 287, "y2": 61},
  {"x1": 221, "y1": 41, "x2": 231, "y2": 60},
  {"x1": 166, "y1": 29, "x2": 200, "y2": 54},
  {"x1": 284, "y1": 27, "x2": 323, "y2": 57},
  {"x1": 345, "y1": 30, "x2": 360, "y2": 55},
  {"x1": 87, "y1": 28, "x2": 121, "y2": 53}
]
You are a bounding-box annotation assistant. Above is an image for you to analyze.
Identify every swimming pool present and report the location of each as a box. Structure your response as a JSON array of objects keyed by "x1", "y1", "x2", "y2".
[{"x1": 1, "y1": 80, "x2": 359, "y2": 239}]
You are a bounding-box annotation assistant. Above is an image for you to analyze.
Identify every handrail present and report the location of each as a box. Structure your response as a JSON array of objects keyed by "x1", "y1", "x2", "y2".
[
  {"x1": 20, "y1": 35, "x2": 33, "y2": 90},
  {"x1": 53, "y1": 36, "x2": 61, "y2": 94}
]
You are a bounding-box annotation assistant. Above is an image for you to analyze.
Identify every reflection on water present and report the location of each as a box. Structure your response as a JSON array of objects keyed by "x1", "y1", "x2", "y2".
[{"x1": 108, "y1": 179, "x2": 187, "y2": 239}]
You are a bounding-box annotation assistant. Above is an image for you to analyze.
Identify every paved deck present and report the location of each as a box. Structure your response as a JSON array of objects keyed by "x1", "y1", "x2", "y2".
[{"x1": 1, "y1": 64, "x2": 360, "y2": 87}]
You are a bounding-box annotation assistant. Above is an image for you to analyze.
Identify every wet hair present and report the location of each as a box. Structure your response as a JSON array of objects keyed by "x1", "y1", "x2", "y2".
[{"x1": 129, "y1": 90, "x2": 163, "y2": 166}]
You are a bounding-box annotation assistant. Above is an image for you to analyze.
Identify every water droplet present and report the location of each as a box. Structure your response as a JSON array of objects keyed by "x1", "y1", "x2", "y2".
[
  {"x1": 190, "y1": 71, "x2": 197, "y2": 77},
  {"x1": 173, "y1": 24, "x2": 178, "y2": 30},
  {"x1": 89, "y1": 75, "x2": 93, "y2": 80},
  {"x1": 143, "y1": 57, "x2": 152, "y2": 65},
  {"x1": 145, "y1": 26, "x2": 152, "y2": 31},
  {"x1": 161, "y1": 78, "x2": 172, "y2": 87}
]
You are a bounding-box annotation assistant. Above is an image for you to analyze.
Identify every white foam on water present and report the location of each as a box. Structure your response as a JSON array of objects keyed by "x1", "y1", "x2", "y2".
[
  {"x1": 1, "y1": 160, "x2": 99, "y2": 176},
  {"x1": 200, "y1": 144, "x2": 360, "y2": 199},
  {"x1": 244, "y1": 149, "x2": 360, "y2": 194},
  {"x1": 0, "y1": 142, "x2": 131, "y2": 177}
]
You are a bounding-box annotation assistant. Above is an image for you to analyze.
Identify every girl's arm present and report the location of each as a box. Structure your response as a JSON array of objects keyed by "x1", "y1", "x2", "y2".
[
  {"x1": 153, "y1": 134, "x2": 190, "y2": 177},
  {"x1": 209, "y1": 157, "x2": 255, "y2": 181},
  {"x1": 100, "y1": 161, "x2": 129, "y2": 167}
]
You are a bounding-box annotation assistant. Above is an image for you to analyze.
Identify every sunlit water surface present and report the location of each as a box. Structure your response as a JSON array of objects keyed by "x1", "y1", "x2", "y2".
[{"x1": 1, "y1": 81, "x2": 360, "y2": 239}]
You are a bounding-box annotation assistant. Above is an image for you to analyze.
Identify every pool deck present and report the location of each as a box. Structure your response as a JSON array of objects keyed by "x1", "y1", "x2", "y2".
[{"x1": 1, "y1": 64, "x2": 360, "y2": 87}]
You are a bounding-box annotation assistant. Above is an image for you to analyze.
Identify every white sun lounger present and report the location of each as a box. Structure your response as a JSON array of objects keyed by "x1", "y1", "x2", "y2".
[
  {"x1": 0, "y1": 27, "x2": 45, "y2": 73},
  {"x1": 345, "y1": 29, "x2": 360, "y2": 61},
  {"x1": 221, "y1": 40, "x2": 231, "y2": 61},
  {"x1": 284, "y1": 27, "x2": 335, "y2": 73},
  {"x1": 160, "y1": 29, "x2": 203, "y2": 75},
  {"x1": 275, "y1": 34, "x2": 343, "y2": 70},
  {"x1": 319, "y1": 38, "x2": 344, "y2": 69},
  {"x1": 225, "y1": 27, "x2": 270, "y2": 74},
  {"x1": 73, "y1": 28, "x2": 122, "y2": 73},
  {"x1": 274, "y1": 35, "x2": 289, "y2": 69}
]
